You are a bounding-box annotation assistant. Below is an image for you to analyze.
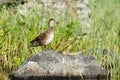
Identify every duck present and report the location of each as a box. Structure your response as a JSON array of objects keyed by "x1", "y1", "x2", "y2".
[{"x1": 30, "y1": 18, "x2": 58, "y2": 49}]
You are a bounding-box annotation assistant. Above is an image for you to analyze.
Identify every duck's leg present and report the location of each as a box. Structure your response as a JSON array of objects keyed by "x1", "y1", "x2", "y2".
[
  {"x1": 41, "y1": 45, "x2": 47, "y2": 51},
  {"x1": 34, "y1": 48, "x2": 37, "y2": 54}
]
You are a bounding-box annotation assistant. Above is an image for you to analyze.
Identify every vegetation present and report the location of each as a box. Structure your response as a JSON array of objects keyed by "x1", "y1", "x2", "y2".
[{"x1": 0, "y1": 0, "x2": 120, "y2": 79}]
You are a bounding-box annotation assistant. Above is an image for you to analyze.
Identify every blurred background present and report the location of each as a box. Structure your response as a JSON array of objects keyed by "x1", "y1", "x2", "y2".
[{"x1": 0, "y1": 0, "x2": 120, "y2": 80}]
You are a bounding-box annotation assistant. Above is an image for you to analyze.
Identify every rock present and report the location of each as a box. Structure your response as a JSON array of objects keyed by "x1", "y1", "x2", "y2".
[{"x1": 9, "y1": 50, "x2": 110, "y2": 80}]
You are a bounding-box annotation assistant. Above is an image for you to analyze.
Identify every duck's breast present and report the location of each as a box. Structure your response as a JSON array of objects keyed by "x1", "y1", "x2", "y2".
[{"x1": 44, "y1": 32, "x2": 54, "y2": 45}]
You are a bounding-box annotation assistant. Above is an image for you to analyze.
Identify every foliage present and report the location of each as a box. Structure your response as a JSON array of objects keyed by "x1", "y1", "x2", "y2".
[{"x1": 0, "y1": 0, "x2": 119, "y2": 79}]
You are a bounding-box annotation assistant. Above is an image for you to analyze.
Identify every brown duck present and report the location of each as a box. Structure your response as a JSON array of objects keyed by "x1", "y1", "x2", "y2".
[{"x1": 30, "y1": 18, "x2": 57, "y2": 49}]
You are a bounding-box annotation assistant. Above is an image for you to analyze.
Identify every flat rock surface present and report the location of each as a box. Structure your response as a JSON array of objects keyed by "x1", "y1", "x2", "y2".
[{"x1": 10, "y1": 50, "x2": 110, "y2": 80}]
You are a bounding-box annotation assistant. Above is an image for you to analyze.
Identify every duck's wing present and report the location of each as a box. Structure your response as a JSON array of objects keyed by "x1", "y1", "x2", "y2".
[{"x1": 30, "y1": 31, "x2": 48, "y2": 47}]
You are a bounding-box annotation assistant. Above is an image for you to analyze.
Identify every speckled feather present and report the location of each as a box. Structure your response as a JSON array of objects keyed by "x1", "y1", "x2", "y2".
[
  {"x1": 30, "y1": 27, "x2": 54, "y2": 47},
  {"x1": 30, "y1": 18, "x2": 57, "y2": 47}
]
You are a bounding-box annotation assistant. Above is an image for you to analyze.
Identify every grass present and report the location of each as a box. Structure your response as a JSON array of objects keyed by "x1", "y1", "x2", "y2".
[{"x1": 0, "y1": 0, "x2": 120, "y2": 79}]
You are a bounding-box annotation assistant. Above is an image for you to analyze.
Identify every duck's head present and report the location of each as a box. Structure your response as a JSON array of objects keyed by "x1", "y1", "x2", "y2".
[{"x1": 48, "y1": 18, "x2": 58, "y2": 27}]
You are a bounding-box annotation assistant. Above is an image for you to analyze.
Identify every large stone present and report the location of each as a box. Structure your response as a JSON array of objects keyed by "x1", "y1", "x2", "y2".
[{"x1": 9, "y1": 50, "x2": 110, "y2": 80}]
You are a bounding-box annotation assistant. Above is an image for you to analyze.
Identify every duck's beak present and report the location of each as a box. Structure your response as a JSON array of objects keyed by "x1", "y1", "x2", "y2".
[{"x1": 56, "y1": 21, "x2": 59, "y2": 24}]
